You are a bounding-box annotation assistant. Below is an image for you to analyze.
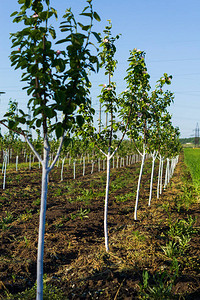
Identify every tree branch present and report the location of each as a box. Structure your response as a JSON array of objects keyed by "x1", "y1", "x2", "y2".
[
  {"x1": 0, "y1": 120, "x2": 43, "y2": 163},
  {"x1": 25, "y1": 135, "x2": 42, "y2": 163},
  {"x1": 49, "y1": 134, "x2": 65, "y2": 171}
]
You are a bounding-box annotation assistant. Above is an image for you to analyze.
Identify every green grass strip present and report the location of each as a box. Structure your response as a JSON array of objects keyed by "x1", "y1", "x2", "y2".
[{"x1": 184, "y1": 148, "x2": 200, "y2": 187}]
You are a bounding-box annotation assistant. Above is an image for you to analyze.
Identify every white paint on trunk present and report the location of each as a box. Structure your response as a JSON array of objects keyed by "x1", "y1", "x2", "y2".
[
  {"x1": 36, "y1": 139, "x2": 50, "y2": 300},
  {"x1": 98, "y1": 158, "x2": 100, "y2": 172},
  {"x1": 134, "y1": 147, "x2": 145, "y2": 221},
  {"x1": 91, "y1": 160, "x2": 94, "y2": 174},
  {"x1": 61, "y1": 158, "x2": 65, "y2": 181},
  {"x1": 159, "y1": 158, "x2": 164, "y2": 195},
  {"x1": 104, "y1": 148, "x2": 111, "y2": 252},
  {"x1": 3, "y1": 153, "x2": 7, "y2": 190},
  {"x1": 148, "y1": 151, "x2": 157, "y2": 207},
  {"x1": 83, "y1": 156, "x2": 85, "y2": 176},
  {"x1": 36, "y1": 135, "x2": 64, "y2": 300},
  {"x1": 157, "y1": 155, "x2": 162, "y2": 199},
  {"x1": 73, "y1": 160, "x2": 76, "y2": 179},
  {"x1": 16, "y1": 155, "x2": 18, "y2": 172},
  {"x1": 29, "y1": 154, "x2": 31, "y2": 170}
]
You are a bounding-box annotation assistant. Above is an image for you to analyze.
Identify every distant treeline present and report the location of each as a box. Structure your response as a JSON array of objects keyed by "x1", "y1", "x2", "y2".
[{"x1": 180, "y1": 137, "x2": 195, "y2": 145}]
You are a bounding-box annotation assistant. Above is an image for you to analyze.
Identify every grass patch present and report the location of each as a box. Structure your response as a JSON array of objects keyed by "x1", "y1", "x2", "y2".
[{"x1": 184, "y1": 148, "x2": 200, "y2": 188}]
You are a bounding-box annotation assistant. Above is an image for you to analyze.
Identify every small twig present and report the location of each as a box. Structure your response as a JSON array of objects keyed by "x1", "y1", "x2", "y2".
[{"x1": 114, "y1": 278, "x2": 125, "y2": 300}]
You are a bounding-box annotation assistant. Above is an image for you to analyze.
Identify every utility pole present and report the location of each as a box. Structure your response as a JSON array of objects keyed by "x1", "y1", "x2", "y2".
[{"x1": 195, "y1": 122, "x2": 199, "y2": 147}]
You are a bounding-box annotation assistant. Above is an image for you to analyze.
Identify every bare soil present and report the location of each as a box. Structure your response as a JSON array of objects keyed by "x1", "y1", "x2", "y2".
[{"x1": 0, "y1": 154, "x2": 199, "y2": 299}]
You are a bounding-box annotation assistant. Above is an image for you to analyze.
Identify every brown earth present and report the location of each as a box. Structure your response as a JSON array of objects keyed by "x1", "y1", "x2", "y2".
[{"x1": 0, "y1": 153, "x2": 199, "y2": 299}]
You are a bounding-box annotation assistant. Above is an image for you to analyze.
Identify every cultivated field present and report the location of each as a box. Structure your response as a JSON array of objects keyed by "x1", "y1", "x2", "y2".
[{"x1": 0, "y1": 151, "x2": 199, "y2": 299}]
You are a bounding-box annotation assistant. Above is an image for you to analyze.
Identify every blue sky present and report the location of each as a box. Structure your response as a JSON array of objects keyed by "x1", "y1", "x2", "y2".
[{"x1": 0, "y1": 0, "x2": 200, "y2": 138}]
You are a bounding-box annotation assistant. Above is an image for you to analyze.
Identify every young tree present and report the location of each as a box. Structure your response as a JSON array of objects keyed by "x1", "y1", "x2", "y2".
[
  {"x1": 121, "y1": 49, "x2": 151, "y2": 220},
  {"x1": 76, "y1": 21, "x2": 133, "y2": 252},
  {"x1": 0, "y1": 0, "x2": 100, "y2": 298},
  {"x1": 147, "y1": 76, "x2": 175, "y2": 206},
  {"x1": 122, "y1": 50, "x2": 175, "y2": 220}
]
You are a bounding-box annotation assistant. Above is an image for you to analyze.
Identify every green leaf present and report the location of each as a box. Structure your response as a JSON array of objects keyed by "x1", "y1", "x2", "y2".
[
  {"x1": 51, "y1": 7, "x2": 58, "y2": 20},
  {"x1": 93, "y1": 12, "x2": 101, "y2": 22},
  {"x1": 36, "y1": 119, "x2": 42, "y2": 127},
  {"x1": 10, "y1": 11, "x2": 18, "y2": 17},
  {"x1": 25, "y1": 0, "x2": 32, "y2": 8},
  {"x1": 82, "y1": 6, "x2": 89, "y2": 13},
  {"x1": 76, "y1": 115, "x2": 84, "y2": 127},
  {"x1": 56, "y1": 38, "x2": 70, "y2": 44},
  {"x1": 91, "y1": 31, "x2": 101, "y2": 42},
  {"x1": 55, "y1": 123, "x2": 64, "y2": 139},
  {"x1": 80, "y1": 12, "x2": 93, "y2": 18},
  {"x1": 8, "y1": 120, "x2": 16, "y2": 129},
  {"x1": 63, "y1": 136, "x2": 71, "y2": 147},
  {"x1": 54, "y1": 58, "x2": 66, "y2": 72}
]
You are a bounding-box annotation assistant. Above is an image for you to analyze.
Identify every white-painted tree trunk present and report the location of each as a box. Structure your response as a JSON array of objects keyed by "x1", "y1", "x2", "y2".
[
  {"x1": 83, "y1": 156, "x2": 85, "y2": 176},
  {"x1": 37, "y1": 152, "x2": 49, "y2": 300},
  {"x1": 91, "y1": 160, "x2": 94, "y2": 174},
  {"x1": 16, "y1": 155, "x2": 18, "y2": 172},
  {"x1": 148, "y1": 151, "x2": 157, "y2": 207},
  {"x1": 3, "y1": 153, "x2": 7, "y2": 190},
  {"x1": 104, "y1": 148, "x2": 111, "y2": 252},
  {"x1": 61, "y1": 158, "x2": 65, "y2": 181},
  {"x1": 103, "y1": 159, "x2": 105, "y2": 171},
  {"x1": 157, "y1": 155, "x2": 164, "y2": 199},
  {"x1": 159, "y1": 158, "x2": 164, "y2": 195},
  {"x1": 23, "y1": 135, "x2": 64, "y2": 300},
  {"x1": 29, "y1": 154, "x2": 31, "y2": 170},
  {"x1": 134, "y1": 148, "x2": 145, "y2": 220},
  {"x1": 98, "y1": 158, "x2": 101, "y2": 172},
  {"x1": 117, "y1": 156, "x2": 119, "y2": 168},
  {"x1": 73, "y1": 160, "x2": 76, "y2": 179},
  {"x1": 56, "y1": 158, "x2": 59, "y2": 167}
]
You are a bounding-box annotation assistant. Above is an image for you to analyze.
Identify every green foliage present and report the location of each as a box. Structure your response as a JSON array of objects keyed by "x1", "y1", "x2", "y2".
[
  {"x1": 0, "y1": 211, "x2": 14, "y2": 231},
  {"x1": 162, "y1": 216, "x2": 197, "y2": 258},
  {"x1": 3, "y1": 0, "x2": 101, "y2": 140},
  {"x1": 70, "y1": 208, "x2": 90, "y2": 220},
  {"x1": 184, "y1": 148, "x2": 200, "y2": 187},
  {"x1": 139, "y1": 269, "x2": 176, "y2": 300},
  {"x1": 115, "y1": 192, "x2": 135, "y2": 203}
]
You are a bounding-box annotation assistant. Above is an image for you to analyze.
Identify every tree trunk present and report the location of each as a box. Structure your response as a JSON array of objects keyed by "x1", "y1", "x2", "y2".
[
  {"x1": 37, "y1": 138, "x2": 50, "y2": 300},
  {"x1": 148, "y1": 155, "x2": 156, "y2": 207},
  {"x1": 104, "y1": 148, "x2": 111, "y2": 252},
  {"x1": 134, "y1": 148, "x2": 145, "y2": 220},
  {"x1": 157, "y1": 156, "x2": 162, "y2": 199}
]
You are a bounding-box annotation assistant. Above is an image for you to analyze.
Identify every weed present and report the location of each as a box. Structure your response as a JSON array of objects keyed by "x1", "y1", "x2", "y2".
[
  {"x1": 162, "y1": 216, "x2": 197, "y2": 258},
  {"x1": 24, "y1": 236, "x2": 30, "y2": 248},
  {"x1": 18, "y1": 210, "x2": 33, "y2": 221},
  {"x1": 54, "y1": 188, "x2": 62, "y2": 196},
  {"x1": 75, "y1": 189, "x2": 94, "y2": 205},
  {"x1": 139, "y1": 269, "x2": 177, "y2": 300},
  {"x1": 71, "y1": 208, "x2": 90, "y2": 221},
  {"x1": 33, "y1": 198, "x2": 40, "y2": 206},
  {"x1": 0, "y1": 211, "x2": 14, "y2": 231},
  {"x1": 115, "y1": 192, "x2": 135, "y2": 203}
]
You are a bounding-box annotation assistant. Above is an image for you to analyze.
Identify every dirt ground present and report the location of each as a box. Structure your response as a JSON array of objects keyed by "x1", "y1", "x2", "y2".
[{"x1": 0, "y1": 153, "x2": 199, "y2": 299}]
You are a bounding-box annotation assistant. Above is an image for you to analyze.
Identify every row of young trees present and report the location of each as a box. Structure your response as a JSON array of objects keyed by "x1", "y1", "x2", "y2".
[{"x1": 0, "y1": 1, "x2": 180, "y2": 299}]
